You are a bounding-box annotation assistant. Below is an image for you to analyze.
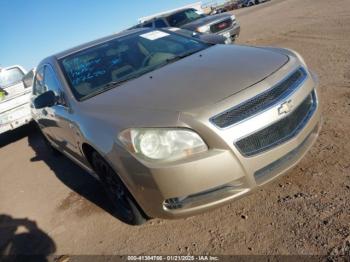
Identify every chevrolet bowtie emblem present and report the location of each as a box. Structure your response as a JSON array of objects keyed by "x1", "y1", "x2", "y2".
[{"x1": 278, "y1": 100, "x2": 294, "y2": 115}]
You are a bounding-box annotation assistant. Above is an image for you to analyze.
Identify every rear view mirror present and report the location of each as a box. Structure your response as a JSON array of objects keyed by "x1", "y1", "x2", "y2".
[{"x1": 34, "y1": 90, "x2": 56, "y2": 109}]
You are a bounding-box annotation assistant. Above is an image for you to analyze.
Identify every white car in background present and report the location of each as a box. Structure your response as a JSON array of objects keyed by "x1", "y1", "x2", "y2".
[{"x1": 0, "y1": 66, "x2": 34, "y2": 134}]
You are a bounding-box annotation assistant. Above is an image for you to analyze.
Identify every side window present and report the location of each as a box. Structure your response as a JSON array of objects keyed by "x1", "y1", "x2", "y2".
[
  {"x1": 44, "y1": 66, "x2": 67, "y2": 106},
  {"x1": 142, "y1": 22, "x2": 153, "y2": 28},
  {"x1": 23, "y1": 69, "x2": 35, "y2": 88},
  {"x1": 154, "y1": 19, "x2": 167, "y2": 28},
  {"x1": 33, "y1": 67, "x2": 45, "y2": 96}
]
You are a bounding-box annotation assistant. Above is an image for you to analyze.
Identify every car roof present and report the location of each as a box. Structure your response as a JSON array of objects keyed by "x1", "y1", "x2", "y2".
[
  {"x1": 142, "y1": 7, "x2": 194, "y2": 22},
  {"x1": 48, "y1": 28, "x2": 149, "y2": 61}
]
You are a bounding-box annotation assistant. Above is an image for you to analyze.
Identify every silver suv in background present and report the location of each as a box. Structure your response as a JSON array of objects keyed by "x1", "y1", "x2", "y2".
[
  {"x1": 0, "y1": 66, "x2": 33, "y2": 134},
  {"x1": 132, "y1": 8, "x2": 240, "y2": 44}
]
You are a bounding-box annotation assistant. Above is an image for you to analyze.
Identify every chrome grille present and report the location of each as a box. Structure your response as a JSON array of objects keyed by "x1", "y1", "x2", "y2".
[
  {"x1": 210, "y1": 68, "x2": 307, "y2": 128},
  {"x1": 235, "y1": 91, "x2": 316, "y2": 157},
  {"x1": 210, "y1": 19, "x2": 233, "y2": 33},
  {"x1": 254, "y1": 124, "x2": 318, "y2": 182}
]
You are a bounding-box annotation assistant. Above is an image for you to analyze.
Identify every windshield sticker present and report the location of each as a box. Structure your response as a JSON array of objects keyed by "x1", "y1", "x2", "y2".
[
  {"x1": 140, "y1": 31, "x2": 169, "y2": 40},
  {"x1": 168, "y1": 28, "x2": 180, "y2": 32},
  {"x1": 64, "y1": 57, "x2": 109, "y2": 86}
]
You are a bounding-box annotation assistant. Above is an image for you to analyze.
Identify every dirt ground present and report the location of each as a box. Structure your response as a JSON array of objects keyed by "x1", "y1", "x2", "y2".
[{"x1": 0, "y1": 0, "x2": 349, "y2": 258}]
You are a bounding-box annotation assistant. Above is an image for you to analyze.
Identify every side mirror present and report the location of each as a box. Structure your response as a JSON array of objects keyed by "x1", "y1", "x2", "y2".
[{"x1": 34, "y1": 90, "x2": 56, "y2": 109}]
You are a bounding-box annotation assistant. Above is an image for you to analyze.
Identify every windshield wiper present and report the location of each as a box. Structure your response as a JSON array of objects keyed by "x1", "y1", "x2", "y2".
[{"x1": 104, "y1": 74, "x2": 141, "y2": 88}]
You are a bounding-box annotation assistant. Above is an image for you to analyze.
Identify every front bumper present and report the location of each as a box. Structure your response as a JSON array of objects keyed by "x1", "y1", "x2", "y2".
[
  {"x1": 116, "y1": 63, "x2": 321, "y2": 219},
  {"x1": 219, "y1": 23, "x2": 241, "y2": 44}
]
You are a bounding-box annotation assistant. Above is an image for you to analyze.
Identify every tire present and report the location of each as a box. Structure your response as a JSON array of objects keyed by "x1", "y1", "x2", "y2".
[{"x1": 91, "y1": 151, "x2": 147, "y2": 225}]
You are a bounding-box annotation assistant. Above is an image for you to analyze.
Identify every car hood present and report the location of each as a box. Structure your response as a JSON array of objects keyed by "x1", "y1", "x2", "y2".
[
  {"x1": 82, "y1": 45, "x2": 289, "y2": 114},
  {"x1": 181, "y1": 13, "x2": 232, "y2": 31}
]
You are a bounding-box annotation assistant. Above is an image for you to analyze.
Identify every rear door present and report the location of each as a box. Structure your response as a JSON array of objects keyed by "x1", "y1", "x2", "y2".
[{"x1": 31, "y1": 66, "x2": 54, "y2": 137}]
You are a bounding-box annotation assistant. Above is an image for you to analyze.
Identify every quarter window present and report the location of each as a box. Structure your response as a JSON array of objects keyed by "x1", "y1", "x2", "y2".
[
  {"x1": 154, "y1": 19, "x2": 167, "y2": 28},
  {"x1": 33, "y1": 67, "x2": 45, "y2": 96},
  {"x1": 23, "y1": 69, "x2": 35, "y2": 88}
]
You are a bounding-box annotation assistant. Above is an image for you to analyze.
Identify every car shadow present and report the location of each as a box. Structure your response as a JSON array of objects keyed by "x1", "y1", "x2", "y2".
[
  {"x1": 0, "y1": 123, "x2": 36, "y2": 148},
  {"x1": 0, "y1": 214, "x2": 56, "y2": 261},
  {"x1": 26, "y1": 125, "x2": 118, "y2": 219}
]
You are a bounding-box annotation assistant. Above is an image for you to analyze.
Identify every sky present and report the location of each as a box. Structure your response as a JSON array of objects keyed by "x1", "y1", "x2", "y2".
[{"x1": 0, "y1": 0, "x2": 204, "y2": 71}]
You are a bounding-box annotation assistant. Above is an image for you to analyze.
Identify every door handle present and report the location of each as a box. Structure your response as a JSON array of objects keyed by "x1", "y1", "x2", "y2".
[{"x1": 42, "y1": 109, "x2": 48, "y2": 116}]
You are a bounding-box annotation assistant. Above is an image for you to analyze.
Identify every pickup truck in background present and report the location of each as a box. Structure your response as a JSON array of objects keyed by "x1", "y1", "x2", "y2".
[
  {"x1": 238, "y1": 0, "x2": 270, "y2": 8},
  {"x1": 0, "y1": 66, "x2": 34, "y2": 134},
  {"x1": 132, "y1": 8, "x2": 240, "y2": 44}
]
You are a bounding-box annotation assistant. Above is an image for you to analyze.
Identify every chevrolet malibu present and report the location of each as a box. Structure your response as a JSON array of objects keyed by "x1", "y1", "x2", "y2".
[{"x1": 31, "y1": 28, "x2": 321, "y2": 225}]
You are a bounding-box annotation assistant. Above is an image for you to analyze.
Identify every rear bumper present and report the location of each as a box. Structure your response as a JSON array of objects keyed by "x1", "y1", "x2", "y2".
[{"x1": 0, "y1": 105, "x2": 32, "y2": 134}]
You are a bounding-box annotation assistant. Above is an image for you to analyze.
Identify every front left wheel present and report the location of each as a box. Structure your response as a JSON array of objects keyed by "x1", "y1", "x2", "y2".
[{"x1": 91, "y1": 151, "x2": 148, "y2": 225}]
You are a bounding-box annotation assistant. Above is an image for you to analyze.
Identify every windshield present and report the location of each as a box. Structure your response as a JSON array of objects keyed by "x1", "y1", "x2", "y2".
[
  {"x1": 0, "y1": 67, "x2": 25, "y2": 88},
  {"x1": 166, "y1": 9, "x2": 205, "y2": 27},
  {"x1": 60, "y1": 29, "x2": 209, "y2": 101}
]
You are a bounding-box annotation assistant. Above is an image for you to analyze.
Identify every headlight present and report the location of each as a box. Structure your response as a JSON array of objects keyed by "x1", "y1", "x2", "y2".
[
  {"x1": 231, "y1": 15, "x2": 236, "y2": 21},
  {"x1": 118, "y1": 128, "x2": 208, "y2": 162},
  {"x1": 197, "y1": 25, "x2": 210, "y2": 33}
]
